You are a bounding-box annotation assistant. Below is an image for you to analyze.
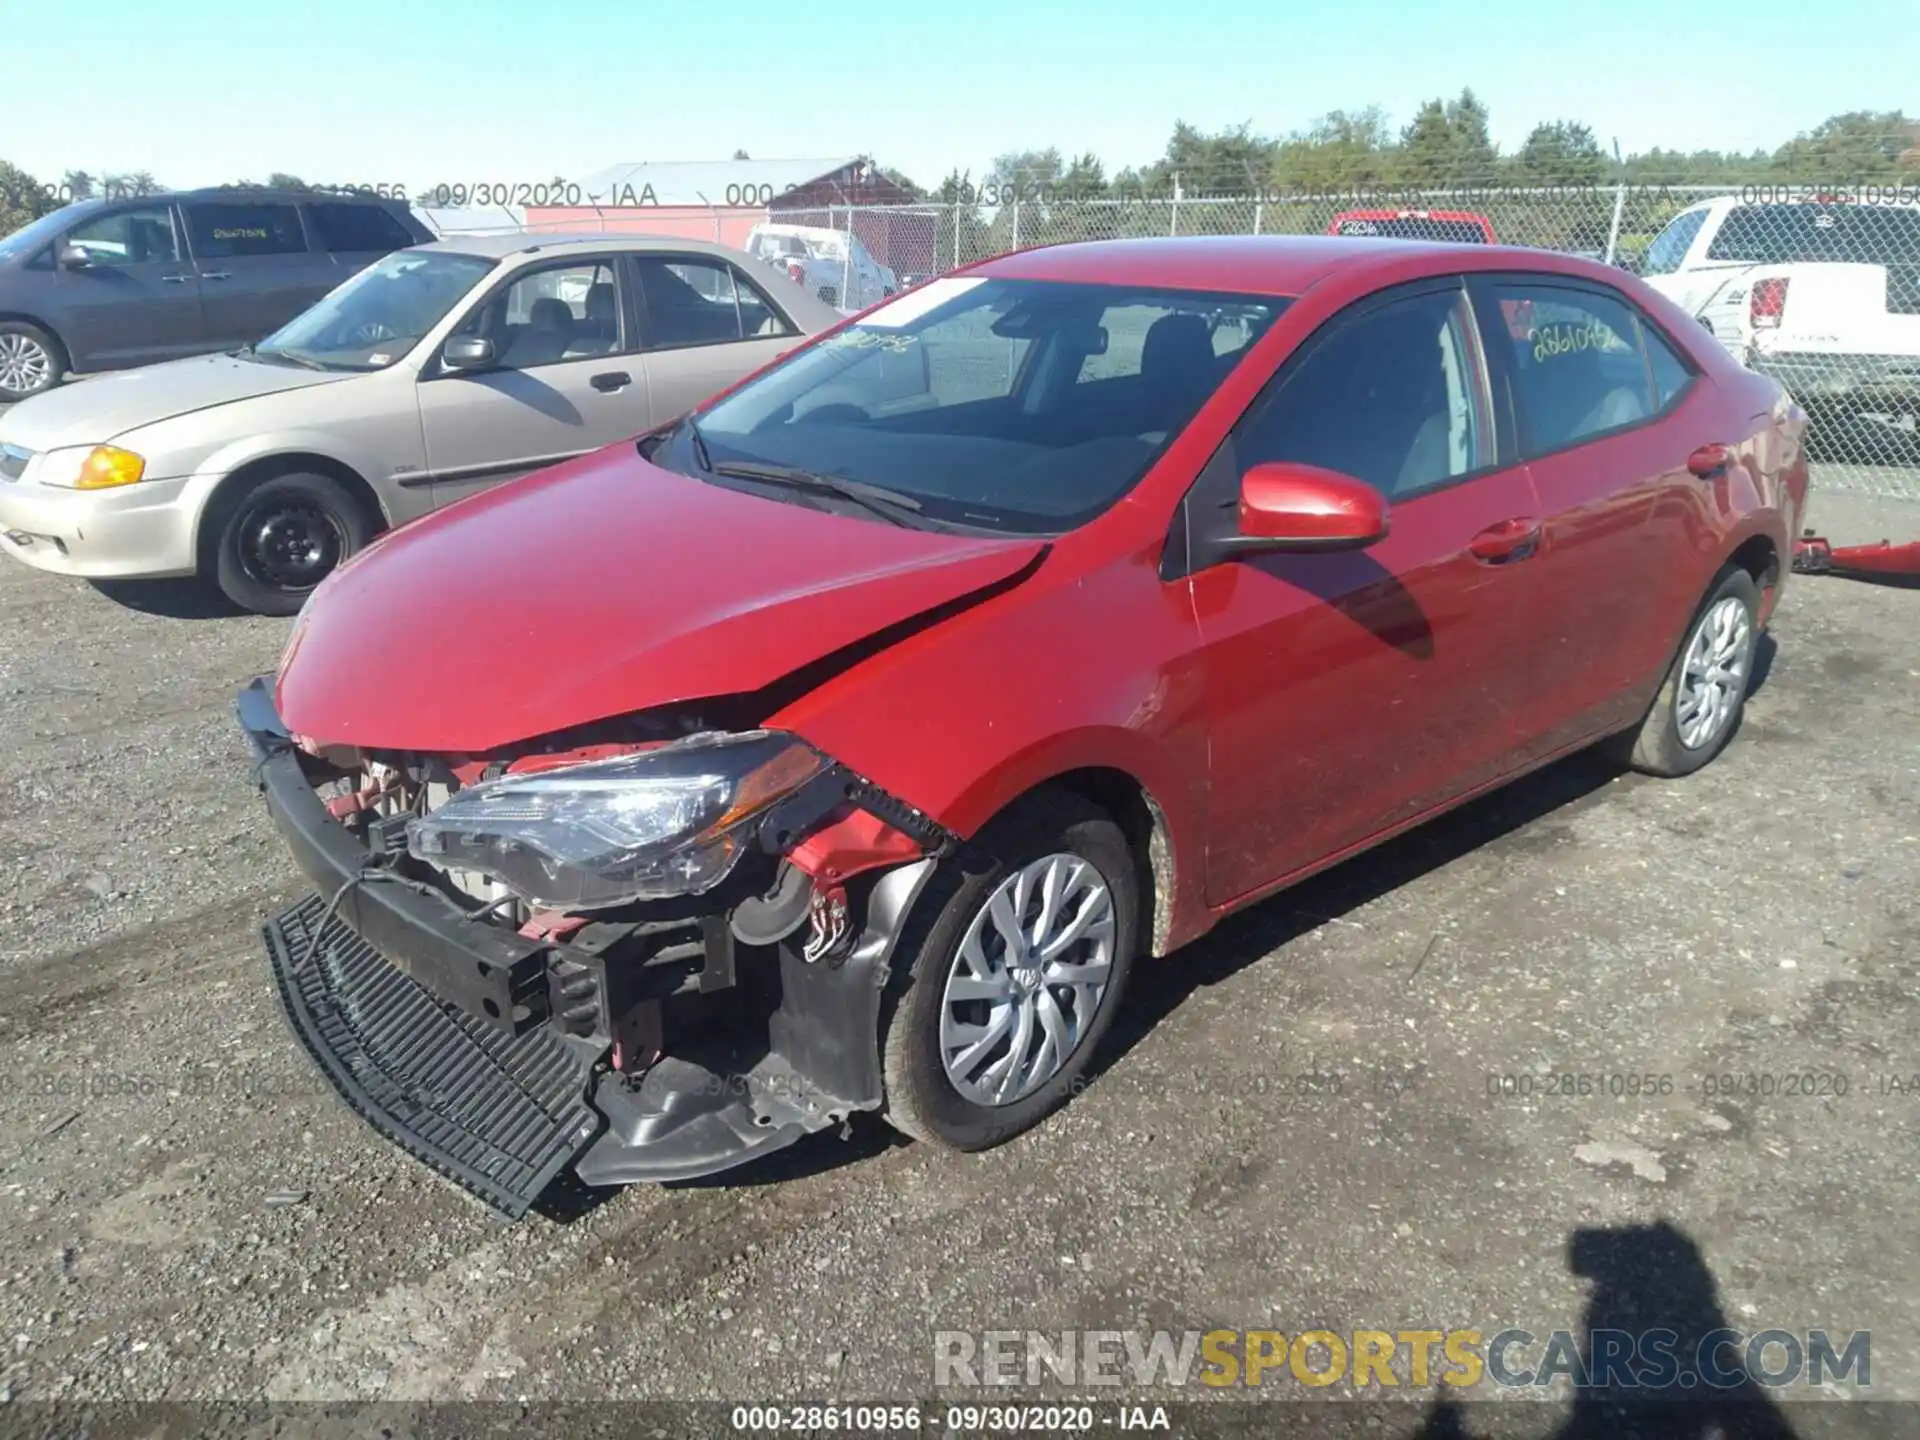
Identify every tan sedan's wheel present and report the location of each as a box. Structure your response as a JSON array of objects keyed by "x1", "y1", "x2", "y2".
[
  {"x1": 206, "y1": 472, "x2": 375, "y2": 616},
  {"x1": 879, "y1": 787, "x2": 1137, "y2": 1152}
]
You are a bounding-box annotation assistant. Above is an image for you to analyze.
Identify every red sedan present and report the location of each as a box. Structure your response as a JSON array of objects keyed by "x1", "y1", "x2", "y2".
[{"x1": 239, "y1": 236, "x2": 1808, "y2": 1215}]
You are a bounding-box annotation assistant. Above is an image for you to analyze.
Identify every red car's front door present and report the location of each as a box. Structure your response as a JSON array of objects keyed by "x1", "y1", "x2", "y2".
[{"x1": 1184, "y1": 279, "x2": 1548, "y2": 907}]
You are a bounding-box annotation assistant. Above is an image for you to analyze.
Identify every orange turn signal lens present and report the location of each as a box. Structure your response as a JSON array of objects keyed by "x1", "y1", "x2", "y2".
[{"x1": 74, "y1": 445, "x2": 146, "y2": 490}]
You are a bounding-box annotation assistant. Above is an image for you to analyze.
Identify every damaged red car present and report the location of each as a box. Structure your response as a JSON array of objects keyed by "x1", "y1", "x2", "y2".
[{"x1": 238, "y1": 237, "x2": 1808, "y2": 1216}]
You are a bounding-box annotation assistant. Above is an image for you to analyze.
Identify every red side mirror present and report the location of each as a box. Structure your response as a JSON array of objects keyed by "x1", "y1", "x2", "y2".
[{"x1": 1237, "y1": 462, "x2": 1390, "y2": 552}]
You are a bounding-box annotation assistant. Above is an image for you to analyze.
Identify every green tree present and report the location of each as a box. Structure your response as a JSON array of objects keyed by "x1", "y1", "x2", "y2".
[
  {"x1": 1515, "y1": 121, "x2": 1607, "y2": 184},
  {"x1": 62, "y1": 169, "x2": 96, "y2": 201},
  {"x1": 1275, "y1": 107, "x2": 1394, "y2": 191},
  {"x1": 0, "y1": 159, "x2": 58, "y2": 237},
  {"x1": 1771, "y1": 111, "x2": 1920, "y2": 178},
  {"x1": 266, "y1": 172, "x2": 309, "y2": 191}
]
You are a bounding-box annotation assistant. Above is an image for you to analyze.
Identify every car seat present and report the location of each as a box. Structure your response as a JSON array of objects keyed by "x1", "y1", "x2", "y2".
[
  {"x1": 507, "y1": 297, "x2": 578, "y2": 367},
  {"x1": 563, "y1": 283, "x2": 619, "y2": 358},
  {"x1": 1137, "y1": 313, "x2": 1217, "y2": 431}
]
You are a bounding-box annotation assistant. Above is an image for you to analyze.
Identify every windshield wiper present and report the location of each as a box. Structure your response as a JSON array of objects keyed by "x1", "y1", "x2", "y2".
[
  {"x1": 683, "y1": 415, "x2": 714, "y2": 474},
  {"x1": 253, "y1": 347, "x2": 333, "y2": 372},
  {"x1": 710, "y1": 460, "x2": 923, "y2": 528}
]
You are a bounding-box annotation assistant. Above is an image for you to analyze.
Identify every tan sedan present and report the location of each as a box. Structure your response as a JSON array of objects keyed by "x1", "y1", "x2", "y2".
[{"x1": 0, "y1": 234, "x2": 838, "y2": 613}]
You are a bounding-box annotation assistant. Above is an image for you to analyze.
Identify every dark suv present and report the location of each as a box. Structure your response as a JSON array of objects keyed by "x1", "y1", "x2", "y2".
[{"x1": 0, "y1": 188, "x2": 433, "y2": 402}]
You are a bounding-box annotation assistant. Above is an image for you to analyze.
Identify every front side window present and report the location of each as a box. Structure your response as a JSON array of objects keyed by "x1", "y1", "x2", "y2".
[
  {"x1": 256, "y1": 249, "x2": 492, "y2": 370},
  {"x1": 0, "y1": 205, "x2": 89, "y2": 262},
  {"x1": 64, "y1": 206, "x2": 180, "y2": 267},
  {"x1": 635, "y1": 257, "x2": 794, "y2": 348},
  {"x1": 185, "y1": 201, "x2": 307, "y2": 258},
  {"x1": 1233, "y1": 286, "x2": 1492, "y2": 499},
  {"x1": 678, "y1": 276, "x2": 1287, "y2": 533},
  {"x1": 1493, "y1": 283, "x2": 1655, "y2": 454},
  {"x1": 1641, "y1": 207, "x2": 1709, "y2": 275},
  {"x1": 449, "y1": 259, "x2": 625, "y2": 367}
]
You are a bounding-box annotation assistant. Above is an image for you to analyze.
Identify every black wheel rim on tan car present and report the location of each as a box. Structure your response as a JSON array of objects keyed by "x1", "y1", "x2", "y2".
[{"x1": 235, "y1": 495, "x2": 349, "y2": 593}]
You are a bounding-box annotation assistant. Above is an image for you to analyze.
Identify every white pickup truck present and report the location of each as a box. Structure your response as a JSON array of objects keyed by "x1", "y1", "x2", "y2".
[{"x1": 1639, "y1": 196, "x2": 1920, "y2": 451}]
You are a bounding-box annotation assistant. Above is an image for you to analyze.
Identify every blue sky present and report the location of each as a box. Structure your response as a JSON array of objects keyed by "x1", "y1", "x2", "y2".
[{"x1": 1, "y1": 0, "x2": 1905, "y2": 194}]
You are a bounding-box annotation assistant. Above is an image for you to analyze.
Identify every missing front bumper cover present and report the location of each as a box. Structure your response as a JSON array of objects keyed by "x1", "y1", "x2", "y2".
[{"x1": 240, "y1": 678, "x2": 942, "y2": 1215}]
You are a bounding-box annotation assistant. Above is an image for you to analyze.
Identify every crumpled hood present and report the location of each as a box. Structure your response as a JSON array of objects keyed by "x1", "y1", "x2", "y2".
[
  {"x1": 0, "y1": 351, "x2": 354, "y2": 452},
  {"x1": 275, "y1": 446, "x2": 1045, "y2": 753}
]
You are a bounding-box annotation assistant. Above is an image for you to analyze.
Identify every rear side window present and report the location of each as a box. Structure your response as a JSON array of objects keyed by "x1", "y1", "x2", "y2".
[
  {"x1": 635, "y1": 257, "x2": 794, "y2": 348},
  {"x1": 1644, "y1": 324, "x2": 1695, "y2": 408},
  {"x1": 305, "y1": 202, "x2": 413, "y2": 254},
  {"x1": 1490, "y1": 283, "x2": 1657, "y2": 454},
  {"x1": 1234, "y1": 286, "x2": 1494, "y2": 499},
  {"x1": 1706, "y1": 203, "x2": 1920, "y2": 265},
  {"x1": 184, "y1": 201, "x2": 306, "y2": 258}
]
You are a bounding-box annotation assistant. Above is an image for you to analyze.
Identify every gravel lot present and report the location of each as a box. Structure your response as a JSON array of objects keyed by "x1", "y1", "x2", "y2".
[{"x1": 0, "y1": 476, "x2": 1914, "y2": 1433}]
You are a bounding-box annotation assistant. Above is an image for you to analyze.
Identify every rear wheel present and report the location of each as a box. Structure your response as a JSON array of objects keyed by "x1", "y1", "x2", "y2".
[
  {"x1": 878, "y1": 789, "x2": 1137, "y2": 1151},
  {"x1": 0, "y1": 322, "x2": 66, "y2": 403},
  {"x1": 1604, "y1": 566, "x2": 1760, "y2": 778},
  {"x1": 206, "y1": 471, "x2": 375, "y2": 616}
]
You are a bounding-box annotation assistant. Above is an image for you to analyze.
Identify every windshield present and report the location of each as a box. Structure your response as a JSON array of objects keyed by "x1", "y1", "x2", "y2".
[
  {"x1": 253, "y1": 250, "x2": 493, "y2": 370},
  {"x1": 1333, "y1": 215, "x2": 1490, "y2": 243},
  {"x1": 0, "y1": 203, "x2": 94, "y2": 262},
  {"x1": 673, "y1": 276, "x2": 1286, "y2": 534}
]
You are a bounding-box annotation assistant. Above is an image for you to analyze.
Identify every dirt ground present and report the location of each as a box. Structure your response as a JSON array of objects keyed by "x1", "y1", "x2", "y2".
[{"x1": 0, "y1": 478, "x2": 1914, "y2": 1435}]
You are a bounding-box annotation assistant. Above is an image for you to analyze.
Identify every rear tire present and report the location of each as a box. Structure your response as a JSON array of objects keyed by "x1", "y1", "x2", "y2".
[
  {"x1": 878, "y1": 788, "x2": 1138, "y2": 1152},
  {"x1": 1604, "y1": 566, "x2": 1760, "y2": 778},
  {"x1": 0, "y1": 321, "x2": 66, "y2": 403},
  {"x1": 205, "y1": 471, "x2": 375, "y2": 617}
]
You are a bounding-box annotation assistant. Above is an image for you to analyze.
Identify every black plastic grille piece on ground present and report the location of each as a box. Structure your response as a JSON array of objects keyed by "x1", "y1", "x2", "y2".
[{"x1": 263, "y1": 893, "x2": 602, "y2": 1218}]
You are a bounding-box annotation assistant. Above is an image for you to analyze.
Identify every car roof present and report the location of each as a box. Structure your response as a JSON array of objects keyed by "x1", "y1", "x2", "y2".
[
  {"x1": 971, "y1": 235, "x2": 1611, "y2": 298},
  {"x1": 408, "y1": 232, "x2": 764, "y2": 263}
]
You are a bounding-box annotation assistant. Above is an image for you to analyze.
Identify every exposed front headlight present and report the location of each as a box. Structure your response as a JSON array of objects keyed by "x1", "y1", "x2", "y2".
[
  {"x1": 37, "y1": 444, "x2": 147, "y2": 490},
  {"x1": 405, "y1": 731, "x2": 827, "y2": 910}
]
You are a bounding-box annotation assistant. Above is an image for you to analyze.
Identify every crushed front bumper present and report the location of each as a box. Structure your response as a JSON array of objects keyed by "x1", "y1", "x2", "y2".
[{"x1": 237, "y1": 678, "x2": 936, "y2": 1217}]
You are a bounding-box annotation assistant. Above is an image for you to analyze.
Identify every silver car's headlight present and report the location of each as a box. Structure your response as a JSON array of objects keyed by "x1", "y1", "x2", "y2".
[{"x1": 405, "y1": 731, "x2": 827, "y2": 910}]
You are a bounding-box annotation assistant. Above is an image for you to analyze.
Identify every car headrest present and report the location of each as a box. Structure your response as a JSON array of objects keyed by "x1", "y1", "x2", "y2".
[
  {"x1": 528, "y1": 298, "x2": 574, "y2": 332},
  {"x1": 584, "y1": 282, "x2": 617, "y2": 323},
  {"x1": 1140, "y1": 313, "x2": 1215, "y2": 385}
]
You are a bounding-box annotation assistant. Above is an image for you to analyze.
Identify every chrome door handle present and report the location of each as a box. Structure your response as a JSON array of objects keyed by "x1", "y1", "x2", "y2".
[
  {"x1": 201, "y1": 271, "x2": 233, "y2": 281},
  {"x1": 161, "y1": 274, "x2": 193, "y2": 284}
]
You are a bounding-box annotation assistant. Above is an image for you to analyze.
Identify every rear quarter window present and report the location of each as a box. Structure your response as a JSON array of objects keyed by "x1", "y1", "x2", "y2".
[{"x1": 306, "y1": 202, "x2": 415, "y2": 254}]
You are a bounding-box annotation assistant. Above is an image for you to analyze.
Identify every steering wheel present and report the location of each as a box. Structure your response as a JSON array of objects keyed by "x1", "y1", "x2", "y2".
[{"x1": 348, "y1": 320, "x2": 396, "y2": 345}]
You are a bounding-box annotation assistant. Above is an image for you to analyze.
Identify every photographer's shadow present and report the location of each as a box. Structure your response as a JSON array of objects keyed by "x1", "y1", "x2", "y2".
[{"x1": 1416, "y1": 1220, "x2": 1799, "y2": 1440}]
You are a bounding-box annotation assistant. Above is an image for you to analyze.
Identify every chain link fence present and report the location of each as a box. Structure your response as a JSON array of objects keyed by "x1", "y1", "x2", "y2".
[{"x1": 431, "y1": 181, "x2": 1920, "y2": 500}]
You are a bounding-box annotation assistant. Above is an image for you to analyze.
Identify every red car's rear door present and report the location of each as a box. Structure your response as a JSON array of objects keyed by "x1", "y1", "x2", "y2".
[
  {"x1": 1184, "y1": 278, "x2": 1548, "y2": 906},
  {"x1": 1467, "y1": 274, "x2": 1715, "y2": 762}
]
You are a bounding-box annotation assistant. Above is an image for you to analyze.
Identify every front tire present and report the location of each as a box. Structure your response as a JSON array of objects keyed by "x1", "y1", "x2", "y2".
[
  {"x1": 879, "y1": 789, "x2": 1138, "y2": 1152},
  {"x1": 206, "y1": 471, "x2": 374, "y2": 616},
  {"x1": 0, "y1": 321, "x2": 66, "y2": 403},
  {"x1": 1605, "y1": 566, "x2": 1760, "y2": 778}
]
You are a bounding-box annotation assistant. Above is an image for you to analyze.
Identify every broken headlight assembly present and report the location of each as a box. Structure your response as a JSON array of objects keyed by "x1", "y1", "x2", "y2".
[{"x1": 405, "y1": 731, "x2": 827, "y2": 910}]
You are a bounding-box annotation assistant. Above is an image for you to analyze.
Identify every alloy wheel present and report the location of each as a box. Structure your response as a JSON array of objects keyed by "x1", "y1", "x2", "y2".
[
  {"x1": 939, "y1": 852, "x2": 1116, "y2": 1106},
  {"x1": 0, "y1": 333, "x2": 53, "y2": 395},
  {"x1": 1676, "y1": 595, "x2": 1753, "y2": 750}
]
